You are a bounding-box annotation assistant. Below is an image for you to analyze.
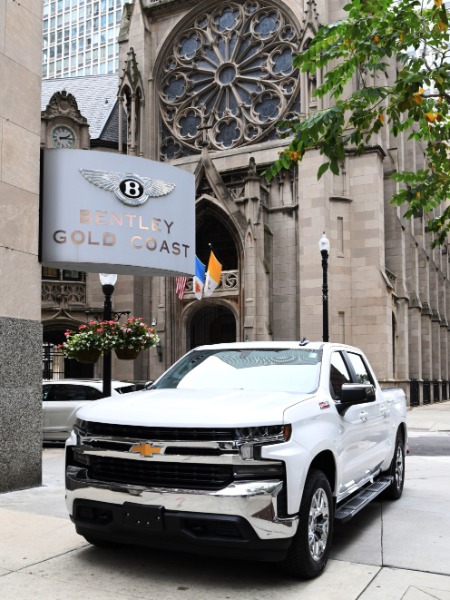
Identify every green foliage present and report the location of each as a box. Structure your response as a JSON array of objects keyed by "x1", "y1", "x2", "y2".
[{"x1": 264, "y1": 0, "x2": 450, "y2": 246}]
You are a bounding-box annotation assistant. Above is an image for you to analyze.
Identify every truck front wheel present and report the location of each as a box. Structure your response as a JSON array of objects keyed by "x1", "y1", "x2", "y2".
[{"x1": 282, "y1": 469, "x2": 333, "y2": 579}]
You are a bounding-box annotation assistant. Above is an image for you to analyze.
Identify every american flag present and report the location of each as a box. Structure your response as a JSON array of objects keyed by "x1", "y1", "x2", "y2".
[{"x1": 175, "y1": 276, "x2": 188, "y2": 300}]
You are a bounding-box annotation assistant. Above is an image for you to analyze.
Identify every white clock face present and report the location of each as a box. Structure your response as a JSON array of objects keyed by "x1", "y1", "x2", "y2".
[{"x1": 52, "y1": 125, "x2": 76, "y2": 149}]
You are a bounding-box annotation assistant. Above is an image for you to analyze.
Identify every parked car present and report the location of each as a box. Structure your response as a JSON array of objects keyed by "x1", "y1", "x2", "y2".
[{"x1": 43, "y1": 379, "x2": 136, "y2": 442}]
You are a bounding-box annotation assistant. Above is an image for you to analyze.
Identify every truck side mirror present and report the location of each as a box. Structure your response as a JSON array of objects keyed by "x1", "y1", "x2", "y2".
[{"x1": 336, "y1": 383, "x2": 376, "y2": 415}]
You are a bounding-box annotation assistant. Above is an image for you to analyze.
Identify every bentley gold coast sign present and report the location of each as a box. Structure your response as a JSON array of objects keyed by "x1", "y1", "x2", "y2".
[{"x1": 40, "y1": 149, "x2": 195, "y2": 277}]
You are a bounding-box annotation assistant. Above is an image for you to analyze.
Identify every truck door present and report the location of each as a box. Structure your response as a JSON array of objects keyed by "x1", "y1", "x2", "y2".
[
  {"x1": 345, "y1": 351, "x2": 390, "y2": 474},
  {"x1": 330, "y1": 351, "x2": 389, "y2": 497}
]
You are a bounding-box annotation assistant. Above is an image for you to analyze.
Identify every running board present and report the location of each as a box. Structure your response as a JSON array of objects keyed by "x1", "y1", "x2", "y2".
[{"x1": 335, "y1": 476, "x2": 393, "y2": 523}]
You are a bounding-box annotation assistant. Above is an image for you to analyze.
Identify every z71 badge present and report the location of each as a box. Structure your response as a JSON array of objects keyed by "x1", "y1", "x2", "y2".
[{"x1": 80, "y1": 169, "x2": 176, "y2": 207}]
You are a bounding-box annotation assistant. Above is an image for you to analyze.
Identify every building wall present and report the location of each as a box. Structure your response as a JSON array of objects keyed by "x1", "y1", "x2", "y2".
[
  {"x1": 0, "y1": 0, "x2": 43, "y2": 491},
  {"x1": 115, "y1": 0, "x2": 450, "y2": 404}
]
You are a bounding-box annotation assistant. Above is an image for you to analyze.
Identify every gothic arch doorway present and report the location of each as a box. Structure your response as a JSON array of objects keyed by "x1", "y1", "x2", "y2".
[
  {"x1": 189, "y1": 305, "x2": 236, "y2": 349},
  {"x1": 196, "y1": 204, "x2": 239, "y2": 270}
]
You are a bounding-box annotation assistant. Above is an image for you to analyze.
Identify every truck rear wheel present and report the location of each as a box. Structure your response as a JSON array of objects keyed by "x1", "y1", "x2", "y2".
[
  {"x1": 282, "y1": 469, "x2": 333, "y2": 579},
  {"x1": 384, "y1": 430, "x2": 405, "y2": 500}
]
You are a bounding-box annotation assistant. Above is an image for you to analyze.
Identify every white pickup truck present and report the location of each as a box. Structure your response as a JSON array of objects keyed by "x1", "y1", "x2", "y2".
[{"x1": 65, "y1": 341, "x2": 407, "y2": 579}]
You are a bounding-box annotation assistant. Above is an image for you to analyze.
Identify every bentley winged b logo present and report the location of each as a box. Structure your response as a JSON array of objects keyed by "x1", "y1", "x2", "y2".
[{"x1": 80, "y1": 169, "x2": 176, "y2": 207}]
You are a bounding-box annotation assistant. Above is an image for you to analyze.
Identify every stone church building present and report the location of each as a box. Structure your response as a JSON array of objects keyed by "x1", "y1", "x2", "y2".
[{"x1": 40, "y1": 0, "x2": 450, "y2": 406}]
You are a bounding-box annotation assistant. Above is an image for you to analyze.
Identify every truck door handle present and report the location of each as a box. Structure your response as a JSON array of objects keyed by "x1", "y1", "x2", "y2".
[{"x1": 359, "y1": 411, "x2": 369, "y2": 421}]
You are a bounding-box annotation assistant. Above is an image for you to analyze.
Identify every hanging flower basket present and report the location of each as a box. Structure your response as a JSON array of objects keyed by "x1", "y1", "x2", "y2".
[
  {"x1": 59, "y1": 317, "x2": 159, "y2": 362},
  {"x1": 115, "y1": 348, "x2": 141, "y2": 360},
  {"x1": 73, "y1": 348, "x2": 102, "y2": 364}
]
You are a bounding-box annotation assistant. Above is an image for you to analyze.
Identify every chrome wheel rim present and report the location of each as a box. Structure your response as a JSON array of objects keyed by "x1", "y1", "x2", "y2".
[
  {"x1": 308, "y1": 488, "x2": 330, "y2": 561},
  {"x1": 394, "y1": 445, "x2": 404, "y2": 489}
]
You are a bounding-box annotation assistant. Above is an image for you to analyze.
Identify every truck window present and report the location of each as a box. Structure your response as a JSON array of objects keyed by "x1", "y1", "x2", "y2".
[
  {"x1": 346, "y1": 352, "x2": 373, "y2": 385},
  {"x1": 154, "y1": 348, "x2": 322, "y2": 393},
  {"x1": 330, "y1": 352, "x2": 351, "y2": 399}
]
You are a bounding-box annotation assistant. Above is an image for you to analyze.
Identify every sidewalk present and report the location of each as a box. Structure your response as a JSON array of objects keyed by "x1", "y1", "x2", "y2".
[{"x1": 0, "y1": 403, "x2": 449, "y2": 599}]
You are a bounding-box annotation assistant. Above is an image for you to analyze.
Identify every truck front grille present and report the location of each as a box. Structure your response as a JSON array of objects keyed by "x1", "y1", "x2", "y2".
[
  {"x1": 78, "y1": 420, "x2": 237, "y2": 442},
  {"x1": 85, "y1": 455, "x2": 234, "y2": 491}
]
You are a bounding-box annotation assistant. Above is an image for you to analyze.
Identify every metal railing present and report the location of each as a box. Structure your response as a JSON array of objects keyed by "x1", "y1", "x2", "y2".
[
  {"x1": 184, "y1": 269, "x2": 239, "y2": 297},
  {"x1": 410, "y1": 379, "x2": 419, "y2": 407}
]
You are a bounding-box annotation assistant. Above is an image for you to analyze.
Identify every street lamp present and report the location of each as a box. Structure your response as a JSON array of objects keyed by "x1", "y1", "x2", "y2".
[
  {"x1": 99, "y1": 273, "x2": 117, "y2": 396},
  {"x1": 319, "y1": 233, "x2": 330, "y2": 343}
]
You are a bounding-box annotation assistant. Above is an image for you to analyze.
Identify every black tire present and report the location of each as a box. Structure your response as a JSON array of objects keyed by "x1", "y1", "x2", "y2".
[
  {"x1": 282, "y1": 469, "x2": 334, "y2": 579},
  {"x1": 384, "y1": 429, "x2": 405, "y2": 500}
]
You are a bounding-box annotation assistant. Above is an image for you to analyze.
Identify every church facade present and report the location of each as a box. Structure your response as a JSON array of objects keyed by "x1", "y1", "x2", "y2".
[
  {"x1": 41, "y1": 0, "x2": 450, "y2": 406},
  {"x1": 120, "y1": 0, "x2": 450, "y2": 405}
]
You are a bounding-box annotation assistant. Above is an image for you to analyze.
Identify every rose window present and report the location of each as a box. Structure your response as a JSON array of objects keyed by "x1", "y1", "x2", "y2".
[{"x1": 159, "y1": 0, "x2": 300, "y2": 159}]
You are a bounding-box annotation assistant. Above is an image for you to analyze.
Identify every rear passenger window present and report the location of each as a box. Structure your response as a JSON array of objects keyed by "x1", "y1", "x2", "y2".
[
  {"x1": 329, "y1": 352, "x2": 351, "y2": 399},
  {"x1": 49, "y1": 385, "x2": 88, "y2": 401},
  {"x1": 346, "y1": 353, "x2": 373, "y2": 385},
  {"x1": 83, "y1": 386, "x2": 104, "y2": 400},
  {"x1": 117, "y1": 385, "x2": 136, "y2": 394}
]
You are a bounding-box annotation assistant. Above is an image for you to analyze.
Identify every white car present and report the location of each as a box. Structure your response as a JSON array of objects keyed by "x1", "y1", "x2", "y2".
[{"x1": 43, "y1": 379, "x2": 136, "y2": 442}]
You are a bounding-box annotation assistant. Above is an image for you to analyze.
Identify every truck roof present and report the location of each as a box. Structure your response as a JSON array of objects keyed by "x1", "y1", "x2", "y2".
[{"x1": 191, "y1": 341, "x2": 363, "y2": 352}]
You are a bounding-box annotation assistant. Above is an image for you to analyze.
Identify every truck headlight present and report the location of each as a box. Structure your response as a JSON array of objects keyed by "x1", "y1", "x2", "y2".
[
  {"x1": 235, "y1": 425, "x2": 291, "y2": 459},
  {"x1": 235, "y1": 425, "x2": 291, "y2": 443}
]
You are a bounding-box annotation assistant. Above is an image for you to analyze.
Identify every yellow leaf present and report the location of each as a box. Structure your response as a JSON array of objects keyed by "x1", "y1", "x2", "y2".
[
  {"x1": 416, "y1": 191, "x2": 421, "y2": 198},
  {"x1": 378, "y1": 113, "x2": 385, "y2": 123},
  {"x1": 438, "y1": 20, "x2": 447, "y2": 32},
  {"x1": 413, "y1": 93, "x2": 423, "y2": 105},
  {"x1": 435, "y1": 0, "x2": 443, "y2": 7},
  {"x1": 373, "y1": 34, "x2": 380, "y2": 43},
  {"x1": 425, "y1": 112, "x2": 436, "y2": 123},
  {"x1": 399, "y1": 32, "x2": 404, "y2": 41}
]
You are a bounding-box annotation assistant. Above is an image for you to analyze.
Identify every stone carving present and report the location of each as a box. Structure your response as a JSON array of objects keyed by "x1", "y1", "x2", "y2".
[{"x1": 41, "y1": 90, "x2": 88, "y2": 124}]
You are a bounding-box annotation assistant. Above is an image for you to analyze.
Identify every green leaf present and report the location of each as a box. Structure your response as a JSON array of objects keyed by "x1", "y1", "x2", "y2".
[{"x1": 317, "y1": 162, "x2": 330, "y2": 179}]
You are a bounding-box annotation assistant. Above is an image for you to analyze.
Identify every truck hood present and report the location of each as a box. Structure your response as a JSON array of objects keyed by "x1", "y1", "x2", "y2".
[{"x1": 75, "y1": 388, "x2": 310, "y2": 428}]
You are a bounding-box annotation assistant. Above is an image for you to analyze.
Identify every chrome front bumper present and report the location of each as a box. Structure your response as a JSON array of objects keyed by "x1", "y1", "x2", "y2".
[{"x1": 66, "y1": 466, "x2": 298, "y2": 541}]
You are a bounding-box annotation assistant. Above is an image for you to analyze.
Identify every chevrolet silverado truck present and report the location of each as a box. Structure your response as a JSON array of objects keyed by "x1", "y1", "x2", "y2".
[{"x1": 65, "y1": 341, "x2": 407, "y2": 579}]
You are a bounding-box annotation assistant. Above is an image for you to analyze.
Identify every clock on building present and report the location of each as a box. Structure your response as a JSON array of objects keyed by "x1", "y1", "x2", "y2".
[{"x1": 51, "y1": 125, "x2": 77, "y2": 149}]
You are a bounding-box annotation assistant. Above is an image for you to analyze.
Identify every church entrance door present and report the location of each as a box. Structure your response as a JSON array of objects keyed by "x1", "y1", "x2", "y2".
[{"x1": 189, "y1": 306, "x2": 236, "y2": 349}]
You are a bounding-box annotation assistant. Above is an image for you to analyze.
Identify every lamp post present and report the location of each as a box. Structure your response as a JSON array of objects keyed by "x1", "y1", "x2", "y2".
[
  {"x1": 99, "y1": 273, "x2": 117, "y2": 396},
  {"x1": 319, "y1": 233, "x2": 330, "y2": 343}
]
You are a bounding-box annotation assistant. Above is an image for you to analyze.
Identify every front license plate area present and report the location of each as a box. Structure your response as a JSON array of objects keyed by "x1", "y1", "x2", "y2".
[{"x1": 121, "y1": 503, "x2": 164, "y2": 531}]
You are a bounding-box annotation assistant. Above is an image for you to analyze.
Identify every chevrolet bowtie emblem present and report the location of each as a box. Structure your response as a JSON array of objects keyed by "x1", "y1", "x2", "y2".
[{"x1": 130, "y1": 442, "x2": 162, "y2": 457}]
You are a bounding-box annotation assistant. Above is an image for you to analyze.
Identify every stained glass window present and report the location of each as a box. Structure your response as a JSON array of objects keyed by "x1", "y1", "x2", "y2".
[{"x1": 159, "y1": 0, "x2": 300, "y2": 159}]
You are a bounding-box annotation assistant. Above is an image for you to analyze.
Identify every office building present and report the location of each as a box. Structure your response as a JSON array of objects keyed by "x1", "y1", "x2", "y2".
[{"x1": 42, "y1": 0, "x2": 124, "y2": 79}]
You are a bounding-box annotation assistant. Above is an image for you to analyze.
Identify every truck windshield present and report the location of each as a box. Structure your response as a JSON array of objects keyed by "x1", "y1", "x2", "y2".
[{"x1": 153, "y1": 348, "x2": 322, "y2": 393}]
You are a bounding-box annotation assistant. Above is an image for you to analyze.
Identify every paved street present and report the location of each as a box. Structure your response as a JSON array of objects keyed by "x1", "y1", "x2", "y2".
[{"x1": 1, "y1": 403, "x2": 450, "y2": 599}]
